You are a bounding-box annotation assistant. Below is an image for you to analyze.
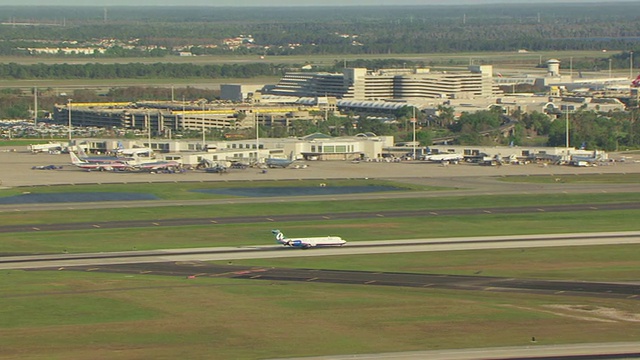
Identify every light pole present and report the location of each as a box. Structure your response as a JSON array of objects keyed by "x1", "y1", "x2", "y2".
[
  {"x1": 201, "y1": 101, "x2": 206, "y2": 150},
  {"x1": 411, "y1": 107, "x2": 416, "y2": 160},
  {"x1": 34, "y1": 86, "x2": 38, "y2": 126},
  {"x1": 67, "y1": 98, "x2": 72, "y2": 143},
  {"x1": 631, "y1": 51, "x2": 634, "y2": 80},
  {"x1": 146, "y1": 111, "x2": 151, "y2": 150},
  {"x1": 565, "y1": 109, "x2": 570, "y2": 152}
]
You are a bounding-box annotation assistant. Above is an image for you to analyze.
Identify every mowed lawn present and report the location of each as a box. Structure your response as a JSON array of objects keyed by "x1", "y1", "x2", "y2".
[
  {"x1": 2, "y1": 179, "x2": 640, "y2": 358},
  {"x1": 3, "y1": 209, "x2": 640, "y2": 254},
  {"x1": 1, "y1": 262, "x2": 639, "y2": 360}
]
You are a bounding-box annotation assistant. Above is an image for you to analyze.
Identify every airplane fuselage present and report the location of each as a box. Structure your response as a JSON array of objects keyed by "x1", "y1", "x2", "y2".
[{"x1": 272, "y1": 230, "x2": 346, "y2": 249}]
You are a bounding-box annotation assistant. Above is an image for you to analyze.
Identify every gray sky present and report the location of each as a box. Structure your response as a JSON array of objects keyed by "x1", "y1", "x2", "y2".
[{"x1": 0, "y1": 0, "x2": 637, "y2": 6}]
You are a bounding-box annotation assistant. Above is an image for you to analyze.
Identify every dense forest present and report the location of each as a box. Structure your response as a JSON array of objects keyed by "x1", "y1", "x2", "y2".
[{"x1": 1, "y1": 3, "x2": 640, "y2": 57}]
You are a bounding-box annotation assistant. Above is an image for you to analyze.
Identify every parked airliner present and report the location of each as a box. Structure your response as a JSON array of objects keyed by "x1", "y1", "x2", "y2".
[
  {"x1": 272, "y1": 229, "x2": 346, "y2": 249},
  {"x1": 423, "y1": 153, "x2": 464, "y2": 163},
  {"x1": 70, "y1": 152, "x2": 133, "y2": 171},
  {"x1": 77, "y1": 146, "x2": 133, "y2": 163}
]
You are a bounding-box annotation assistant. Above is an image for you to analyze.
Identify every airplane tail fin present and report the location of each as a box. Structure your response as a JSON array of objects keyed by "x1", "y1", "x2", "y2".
[
  {"x1": 69, "y1": 152, "x2": 83, "y2": 165},
  {"x1": 272, "y1": 229, "x2": 289, "y2": 246},
  {"x1": 77, "y1": 146, "x2": 87, "y2": 158}
]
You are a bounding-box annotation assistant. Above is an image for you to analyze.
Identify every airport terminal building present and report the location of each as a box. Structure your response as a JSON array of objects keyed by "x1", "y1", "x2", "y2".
[{"x1": 265, "y1": 65, "x2": 500, "y2": 101}]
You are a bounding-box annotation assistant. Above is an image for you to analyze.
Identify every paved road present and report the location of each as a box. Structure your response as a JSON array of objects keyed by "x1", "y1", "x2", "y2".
[{"x1": 267, "y1": 342, "x2": 640, "y2": 360}]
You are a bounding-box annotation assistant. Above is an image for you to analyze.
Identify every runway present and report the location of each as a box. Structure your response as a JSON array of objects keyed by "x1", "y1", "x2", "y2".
[
  {"x1": 4, "y1": 231, "x2": 640, "y2": 270},
  {"x1": 267, "y1": 342, "x2": 640, "y2": 360}
]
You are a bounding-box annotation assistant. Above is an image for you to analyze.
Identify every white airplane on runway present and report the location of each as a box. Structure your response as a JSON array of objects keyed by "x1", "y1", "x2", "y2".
[{"x1": 272, "y1": 229, "x2": 346, "y2": 249}]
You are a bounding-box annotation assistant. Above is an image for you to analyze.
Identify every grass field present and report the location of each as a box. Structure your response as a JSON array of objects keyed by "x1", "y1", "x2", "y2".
[
  {"x1": 2, "y1": 206, "x2": 640, "y2": 254},
  {"x1": 0, "y1": 179, "x2": 430, "y2": 201},
  {"x1": 0, "y1": 50, "x2": 613, "y2": 67},
  {"x1": 2, "y1": 178, "x2": 640, "y2": 226},
  {"x1": 0, "y1": 50, "x2": 618, "y2": 90},
  {"x1": 1, "y1": 249, "x2": 639, "y2": 359},
  {"x1": 2, "y1": 179, "x2": 640, "y2": 359},
  {"x1": 499, "y1": 173, "x2": 640, "y2": 184}
]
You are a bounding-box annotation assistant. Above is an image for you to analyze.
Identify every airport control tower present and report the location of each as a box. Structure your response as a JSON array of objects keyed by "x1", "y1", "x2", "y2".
[{"x1": 547, "y1": 59, "x2": 561, "y2": 77}]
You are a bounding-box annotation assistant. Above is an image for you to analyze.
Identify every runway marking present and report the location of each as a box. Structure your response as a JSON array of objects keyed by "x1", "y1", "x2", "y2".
[
  {"x1": 86, "y1": 268, "x2": 100, "y2": 271},
  {"x1": 589, "y1": 206, "x2": 598, "y2": 210},
  {"x1": 210, "y1": 220, "x2": 218, "y2": 224},
  {"x1": 322, "y1": 216, "x2": 331, "y2": 219},
  {"x1": 152, "y1": 222, "x2": 160, "y2": 226},
  {"x1": 377, "y1": 214, "x2": 385, "y2": 217},
  {"x1": 306, "y1": 277, "x2": 318, "y2": 282},
  {"x1": 537, "y1": 208, "x2": 545, "y2": 212},
  {"x1": 429, "y1": 212, "x2": 438, "y2": 215},
  {"x1": 483, "y1": 210, "x2": 492, "y2": 214},
  {"x1": 92, "y1": 225, "x2": 101, "y2": 228},
  {"x1": 555, "y1": 291, "x2": 566, "y2": 294},
  {"x1": 364, "y1": 280, "x2": 376, "y2": 284},
  {"x1": 140, "y1": 271, "x2": 152, "y2": 274},
  {"x1": 266, "y1": 218, "x2": 274, "y2": 222},
  {"x1": 250, "y1": 275, "x2": 262, "y2": 279},
  {"x1": 32, "y1": 227, "x2": 40, "y2": 231}
]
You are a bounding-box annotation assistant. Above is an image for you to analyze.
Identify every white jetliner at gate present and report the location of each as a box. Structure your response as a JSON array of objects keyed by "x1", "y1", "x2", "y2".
[
  {"x1": 272, "y1": 229, "x2": 346, "y2": 249},
  {"x1": 424, "y1": 153, "x2": 464, "y2": 163},
  {"x1": 70, "y1": 152, "x2": 133, "y2": 171}
]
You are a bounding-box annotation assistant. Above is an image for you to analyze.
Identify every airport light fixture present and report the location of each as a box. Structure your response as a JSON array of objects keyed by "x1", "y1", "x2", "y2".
[
  {"x1": 411, "y1": 107, "x2": 417, "y2": 160},
  {"x1": 201, "y1": 100, "x2": 206, "y2": 150},
  {"x1": 631, "y1": 51, "x2": 634, "y2": 80},
  {"x1": 67, "y1": 98, "x2": 72, "y2": 143},
  {"x1": 146, "y1": 111, "x2": 151, "y2": 149},
  {"x1": 34, "y1": 86, "x2": 38, "y2": 126},
  {"x1": 565, "y1": 109, "x2": 570, "y2": 151}
]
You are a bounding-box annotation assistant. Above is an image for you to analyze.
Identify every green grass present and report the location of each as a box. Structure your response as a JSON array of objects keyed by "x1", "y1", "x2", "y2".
[
  {"x1": 3, "y1": 209, "x2": 640, "y2": 254},
  {"x1": 229, "y1": 244, "x2": 640, "y2": 282},
  {"x1": 0, "y1": 179, "x2": 429, "y2": 201},
  {"x1": 500, "y1": 173, "x2": 640, "y2": 184},
  {"x1": 2, "y1": 187, "x2": 640, "y2": 226},
  {"x1": 1, "y1": 181, "x2": 639, "y2": 358},
  {"x1": 0, "y1": 268, "x2": 638, "y2": 359}
]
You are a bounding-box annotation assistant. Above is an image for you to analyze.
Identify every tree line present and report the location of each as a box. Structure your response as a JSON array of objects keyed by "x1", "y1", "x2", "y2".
[
  {"x1": 1, "y1": 3, "x2": 640, "y2": 58},
  {"x1": 0, "y1": 62, "x2": 275, "y2": 80}
]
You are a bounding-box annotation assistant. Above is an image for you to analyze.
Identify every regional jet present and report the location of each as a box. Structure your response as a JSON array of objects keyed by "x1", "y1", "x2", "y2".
[
  {"x1": 272, "y1": 229, "x2": 346, "y2": 249},
  {"x1": 423, "y1": 153, "x2": 464, "y2": 164},
  {"x1": 134, "y1": 160, "x2": 181, "y2": 172}
]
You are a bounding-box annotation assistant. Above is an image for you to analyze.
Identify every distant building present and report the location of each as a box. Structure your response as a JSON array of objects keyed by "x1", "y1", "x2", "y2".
[
  {"x1": 265, "y1": 66, "x2": 501, "y2": 101},
  {"x1": 220, "y1": 84, "x2": 266, "y2": 102}
]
